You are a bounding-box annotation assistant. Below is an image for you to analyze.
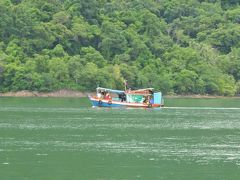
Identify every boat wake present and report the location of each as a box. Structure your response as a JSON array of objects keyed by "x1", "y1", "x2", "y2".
[{"x1": 164, "y1": 107, "x2": 240, "y2": 110}]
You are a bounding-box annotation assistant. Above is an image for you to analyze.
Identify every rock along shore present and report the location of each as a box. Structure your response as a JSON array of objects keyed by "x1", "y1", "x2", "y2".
[{"x1": 0, "y1": 90, "x2": 95, "y2": 97}]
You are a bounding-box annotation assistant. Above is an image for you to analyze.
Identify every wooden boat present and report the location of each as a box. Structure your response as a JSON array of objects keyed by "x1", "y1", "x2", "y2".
[{"x1": 88, "y1": 87, "x2": 164, "y2": 108}]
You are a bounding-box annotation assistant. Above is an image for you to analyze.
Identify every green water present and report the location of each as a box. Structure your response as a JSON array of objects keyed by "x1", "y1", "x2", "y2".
[{"x1": 0, "y1": 97, "x2": 240, "y2": 180}]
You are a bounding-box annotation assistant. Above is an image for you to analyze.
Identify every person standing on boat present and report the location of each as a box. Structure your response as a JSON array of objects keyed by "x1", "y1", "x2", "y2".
[{"x1": 119, "y1": 93, "x2": 126, "y2": 102}]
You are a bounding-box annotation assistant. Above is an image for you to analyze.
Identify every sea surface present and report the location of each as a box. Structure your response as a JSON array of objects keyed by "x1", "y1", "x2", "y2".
[{"x1": 0, "y1": 97, "x2": 240, "y2": 180}]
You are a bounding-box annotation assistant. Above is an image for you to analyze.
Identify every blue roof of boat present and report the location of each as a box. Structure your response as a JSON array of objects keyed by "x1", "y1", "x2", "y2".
[{"x1": 97, "y1": 87, "x2": 125, "y2": 94}]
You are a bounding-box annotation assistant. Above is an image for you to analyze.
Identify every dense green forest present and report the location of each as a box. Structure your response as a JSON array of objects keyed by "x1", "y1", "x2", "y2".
[{"x1": 0, "y1": 0, "x2": 240, "y2": 95}]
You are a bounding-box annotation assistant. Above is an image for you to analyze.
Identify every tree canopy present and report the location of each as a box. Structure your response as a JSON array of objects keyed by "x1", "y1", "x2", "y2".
[{"x1": 0, "y1": 0, "x2": 240, "y2": 96}]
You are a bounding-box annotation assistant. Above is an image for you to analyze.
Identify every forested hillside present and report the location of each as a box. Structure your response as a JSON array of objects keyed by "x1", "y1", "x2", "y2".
[{"x1": 0, "y1": 0, "x2": 240, "y2": 95}]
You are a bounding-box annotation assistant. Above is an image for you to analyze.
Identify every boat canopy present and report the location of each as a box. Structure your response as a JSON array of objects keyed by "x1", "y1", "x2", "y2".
[
  {"x1": 126, "y1": 88, "x2": 154, "y2": 95},
  {"x1": 96, "y1": 87, "x2": 125, "y2": 94}
]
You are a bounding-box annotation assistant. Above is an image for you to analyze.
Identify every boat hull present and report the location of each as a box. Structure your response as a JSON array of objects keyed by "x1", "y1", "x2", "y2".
[{"x1": 88, "y1": 96, "x2": 161, "y2": 108}]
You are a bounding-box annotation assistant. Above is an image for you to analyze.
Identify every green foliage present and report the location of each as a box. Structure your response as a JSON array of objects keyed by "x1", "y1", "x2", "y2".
[{"x1": 0, "y1": 0, "x2": 239, "y2": 96}]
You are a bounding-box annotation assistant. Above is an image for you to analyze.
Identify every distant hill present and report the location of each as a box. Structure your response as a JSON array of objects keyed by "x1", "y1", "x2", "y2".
[{"x1": 0, "y1": 0, "x2": 239, "y2": 95}]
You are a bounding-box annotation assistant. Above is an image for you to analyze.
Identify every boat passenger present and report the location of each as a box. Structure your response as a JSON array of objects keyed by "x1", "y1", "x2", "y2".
[
  {"x1": 105, "y1": 93, "x2": 111, "y2": 100},
  {"x1": 101, "y1": 91, "x2": 106, "y2": 98},
  {"x1": 150, "y1": 97, "x2": 154, "y2": 104},
  {"x1": 143, "y1": 96, "x2": 150, "y2": 103},
  {"x1": 97, "y1": 91, "x2": 102, "y2": 98},
  {"x1": 143, "y1": 96, "x2": 147, "y2": 103},
  {"x1": 119, "y1": 93, "x2": 126, "y2": 102}
]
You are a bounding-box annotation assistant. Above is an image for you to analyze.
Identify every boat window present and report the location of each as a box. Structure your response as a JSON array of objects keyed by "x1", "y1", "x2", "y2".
[{"x1": 126, "y1": 94, "x2": 144, "y2": 103}]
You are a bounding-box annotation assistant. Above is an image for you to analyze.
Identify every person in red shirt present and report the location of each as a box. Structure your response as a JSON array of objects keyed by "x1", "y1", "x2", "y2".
[{"x1": 105, "y1": 93, "x2": 111, "y2": 100}]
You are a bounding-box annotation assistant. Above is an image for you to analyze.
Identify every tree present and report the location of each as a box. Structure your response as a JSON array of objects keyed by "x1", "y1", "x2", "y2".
[
  {"x1": 99, "y1": 20, "x2": 128, "y2": 60},
  {"x1": 48, "y1": 57, "x2": 70, "y2": 86},
  {"x1": 207, "y1": 24, "x2": 240, "y2": 53},
  {"x1": 80, "y1": 46, "x2": 107, "y2": 68},
  {"x1": 78, "y1": 62, "x2": 99, "y2": 90},
  {"x1": 174, "y1": 69, "x2": 198, "y2": 94},
  {"x1": 0, "y1": 0, "x2": 239, "y2": 95}
]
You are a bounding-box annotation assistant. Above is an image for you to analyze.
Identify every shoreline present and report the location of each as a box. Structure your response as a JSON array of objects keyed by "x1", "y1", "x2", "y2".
[
  {"x1": 0, "y1": 90, "x2": 94, "y2": 98},
  {"x1": 0, "y1": 90, "x2": 240, "y2": 99}
]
